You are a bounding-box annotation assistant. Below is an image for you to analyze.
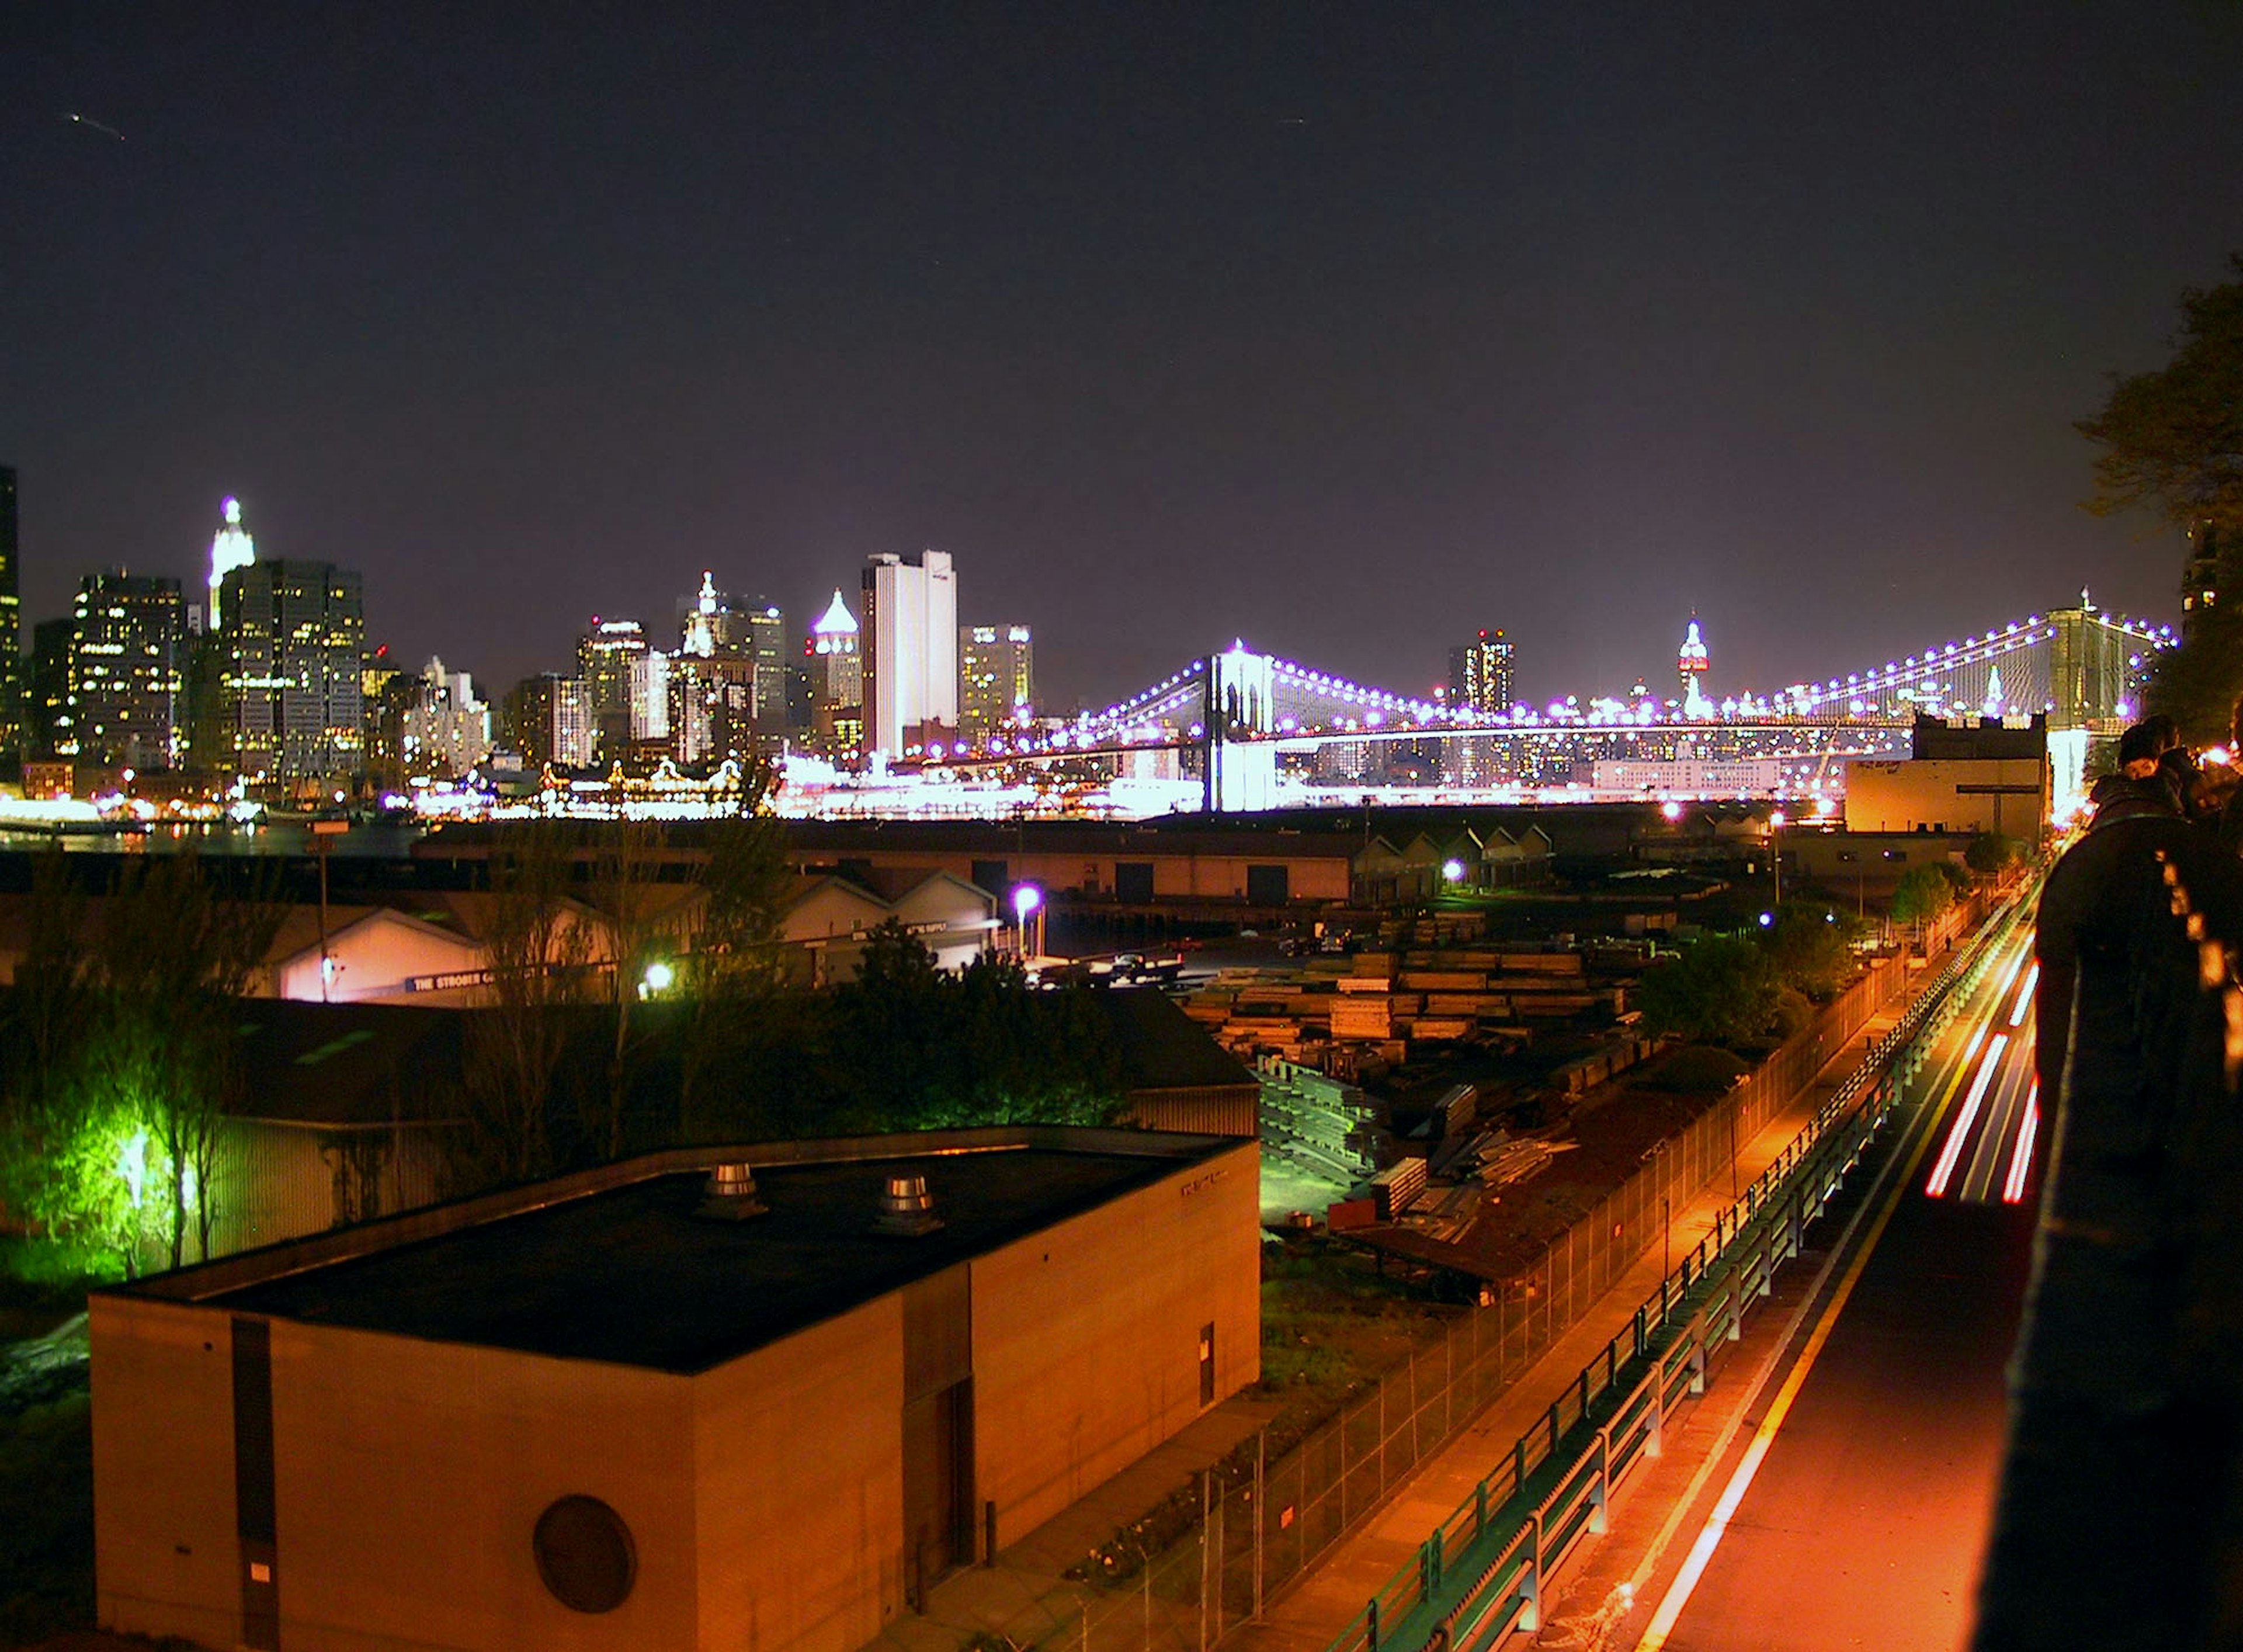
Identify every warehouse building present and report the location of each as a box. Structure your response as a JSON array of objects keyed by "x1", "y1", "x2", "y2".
[{"x1": 93, "y1": 1127, "x2": 1261, "y2": 1652}]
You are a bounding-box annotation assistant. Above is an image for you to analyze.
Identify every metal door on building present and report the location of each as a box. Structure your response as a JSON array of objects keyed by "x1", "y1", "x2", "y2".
[
  {"x1": 1245, "y1": 864, "x2": 1289, "y2": 907},
  {"x1": 901, "y1": 1265, "x2": 975, "y2": 1605}
]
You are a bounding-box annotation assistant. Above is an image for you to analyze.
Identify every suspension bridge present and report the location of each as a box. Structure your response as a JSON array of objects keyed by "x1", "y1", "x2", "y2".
[{"x1": 925, "y1": 597, "x2": 2172, "y2": 811}]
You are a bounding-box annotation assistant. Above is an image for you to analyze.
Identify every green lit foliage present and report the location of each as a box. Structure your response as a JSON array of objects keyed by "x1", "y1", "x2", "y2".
[
  {"x1": 0, "y1": 851, "x2": 279, "y2": 1277},
  {"x1": 669, "y1": 922, "x2": 1126, "y2": 1141},
  {"x1": 1635, "y1": 936, "x2": 1787, "y2": 1048}
]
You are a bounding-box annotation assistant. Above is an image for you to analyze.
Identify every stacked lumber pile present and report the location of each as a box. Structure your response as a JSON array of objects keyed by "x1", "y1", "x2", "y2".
[
  {"x1": 1182, "y1": 943, "x2": 1629, "y2": 1064},
  {"x1": 1258, "y1": 1060, "x2": 1378, "y2": 1182}
]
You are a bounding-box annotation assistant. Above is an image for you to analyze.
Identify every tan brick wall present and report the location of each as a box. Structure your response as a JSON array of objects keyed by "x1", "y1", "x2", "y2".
[
  {"x1": 692, "y1": 1295, "x2": 905, "y2": 1652},
  {"x1": 970, "y1": 1140, "x2": 1262, "y2": 1540},
  {"x1": 93, "y1": 1296, "x2": 244, "y2": 1647}
]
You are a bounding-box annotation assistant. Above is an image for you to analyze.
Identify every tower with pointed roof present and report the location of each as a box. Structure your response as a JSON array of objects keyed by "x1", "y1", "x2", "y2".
[
  {"x1": 207, "y1": 496, "x2": 256, "y2": 631},
  {"x1": 1678, "y1": 613, "x2": 1711, "y2": 713}
]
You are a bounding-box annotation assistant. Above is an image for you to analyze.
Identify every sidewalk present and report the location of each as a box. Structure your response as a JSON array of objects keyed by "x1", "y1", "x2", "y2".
[
  {"x1": 1228, "y1": 1001, "x2": 1906, "y2": 1652},
  {"x1": 864, "y1": 1392, "x2": 1287, "y2": 1652}
]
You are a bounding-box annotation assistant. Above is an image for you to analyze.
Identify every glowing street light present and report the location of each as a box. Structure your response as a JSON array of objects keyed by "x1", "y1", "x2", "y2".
[
  {"x1": 639, "y1": 959, "x2": 675, "y2": 999},
  {"x1": 1013, "y1": 883, "x2": 1044, "y2": 959},
  {"x1": 1441, "y1": 858, "x2": 1467, "y2": 884}
]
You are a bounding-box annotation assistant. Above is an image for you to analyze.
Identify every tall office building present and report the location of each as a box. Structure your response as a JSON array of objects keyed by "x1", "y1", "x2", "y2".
[
  {"x1": 504, "y1": 673, "x2": 595, "y2": 769},
  {"x1": 807, "y1": 589, "x2": 863, "y2": 759},
  {"x1": 578, "y1": 617, "x2": 648, "y2": 760},
  {"x1": 958, "y1": 624, "x2": 1033, "y2": 739},
  {"x1": 0, "y1": 465, "x2": 20, "y2": 661},
  {"x1": 206, "y1": 497, "x2": 256, "y2": 631},
  {"x1": 679, "y1": 574, "x2": 789, "y2": 728},
  {"x1": 861, "y1": 550, "x2": 957, "y2": 758},
  {"x1": 742, "y1": 599, "x2": 787, "y2": 727},
  {"x1": 397, "y1": 657, "x2": 493, "y2": 778},
  {"x1": 629, "y1": 649, "x2": 672, "y2": 742},
  {"x1": 221, "y1": 559, "x2": 365, "y2": 787},
  {"x1": 29, "y1": 617, "x2": 72, "y2": 757},
  {"x1": 1447, "y1": 629, "x2": 1514, "y2": 713},
  {"x1": 65, "y1": 572, "x2": 187, "y2": 769}
]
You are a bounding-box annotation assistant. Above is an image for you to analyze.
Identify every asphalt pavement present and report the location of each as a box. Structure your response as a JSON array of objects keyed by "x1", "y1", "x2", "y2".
[{"x1": 1605, "y1": 919, "x2": 2043, "y2": 1652}]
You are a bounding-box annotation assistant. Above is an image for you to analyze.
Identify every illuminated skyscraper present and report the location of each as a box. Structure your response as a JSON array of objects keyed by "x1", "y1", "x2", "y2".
[
  {"x1": 1678, "y1": 613, "x2": 1711, "y2": 712},
  {"x1": 66, "y1": 571, "x2": 186, "y2": 769},
  {"x1": 206, "y1": 497, "x2": 256, "y2": 631},
  {"x1": 397, "y1": 657, "x2": 493, "y2": 778},
  {"x1": 807, "y1": 589, "x2": 863, "y2": 758},
  {"x1": 629, "y1": 648, "x2": 671, "y2": 742},
  {"x1": 501, "y1": 674, "x2": 595, "y2": 770},
  {"x1": 221, "y1": 558, "x2": 365, "y2": 786},
  {"x1": 1447, "y1": 629, "x2": 1514, "y2": 713},
  {"x1": 861, "y1": 550, "x2": 957, "y2": 758},
  {"x1": 578, "y1": 617, "x2": 648, "y2": 760},
  {"x1": 679, "y1": 575, "x2": 789, "y2": 728},
  {"x1": 958, "y1": 623, "x2": 1033, "y2": 739}
]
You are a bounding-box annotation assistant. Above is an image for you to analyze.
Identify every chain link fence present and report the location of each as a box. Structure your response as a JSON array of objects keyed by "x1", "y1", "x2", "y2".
[{"x1": 982, "y1": 944, "x2": 1933, "y2": 1652}]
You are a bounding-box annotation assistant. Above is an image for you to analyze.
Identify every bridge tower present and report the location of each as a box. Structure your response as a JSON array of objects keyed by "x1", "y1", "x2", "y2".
[{"x1": 1204, "y1": 641, "x2": 1276, "y2": 812}]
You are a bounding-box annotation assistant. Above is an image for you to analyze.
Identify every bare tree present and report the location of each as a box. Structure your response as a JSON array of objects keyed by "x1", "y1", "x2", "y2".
[
  {"x1": 678, "y1": 763, "x2": 791, "y2": 1137},
  {"x1": 588, "y1": 817, "x2": 671, "y2": 1160},
  {"x1": 457, "y1": 824, "x2": 590, "y2": 1187}
]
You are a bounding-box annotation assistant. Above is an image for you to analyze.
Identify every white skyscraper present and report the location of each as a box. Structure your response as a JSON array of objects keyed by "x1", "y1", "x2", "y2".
[
  {"x1": 860, "y1": 550, "x2": 957, "y2": 759},
  {"x1": 207, "y1": 497, "x2": 256, "y2": 631},
  {"x1": 630, "y1": 649, "x2": 672, "y2": 741}
]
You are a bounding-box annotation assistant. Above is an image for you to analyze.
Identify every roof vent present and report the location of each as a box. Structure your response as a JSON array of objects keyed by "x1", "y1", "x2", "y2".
[
  {"x1": 874, "y1": 1174, "x2": 943, "y2": 1237},
  {"x1": 696, "y1": 1161, "x2": 768, "y2": 1221}
]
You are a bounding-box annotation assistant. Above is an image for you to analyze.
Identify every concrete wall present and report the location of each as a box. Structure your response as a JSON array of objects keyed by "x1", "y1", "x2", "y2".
[
  {"x1": 274, "y1": 911, "x2": 487, "y2": 1004},
  {"x1": 93, "y1": 1296, "x2": 245, "y2": 1648},
  {"x1": 1844, "y1": 758, "x2": 2047, "y2": 837},
  {"x1": 970, "y1": 1140, "x2": 1262, "y2": 1540},
  {"x1": 268, "y1": 1324, "x2": 698, "y2": 1652},
  {"x1": 789, "y1": 845, "x2": 1353, "y2": 904},
  {"x1": 94, "y1": 1136, "x2": 1262, "y2": 1652},
  {"x1": 692, "y1": 1296, "x2": 904, "y2": 1652}
]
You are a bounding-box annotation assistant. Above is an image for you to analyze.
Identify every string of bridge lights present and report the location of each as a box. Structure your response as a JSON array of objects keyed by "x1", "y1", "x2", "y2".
[{"x1": 937, "y1": 606, "x2": 2176, "y2": 760}]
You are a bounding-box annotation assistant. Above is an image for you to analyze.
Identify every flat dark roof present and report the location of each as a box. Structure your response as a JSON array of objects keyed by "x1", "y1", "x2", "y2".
[{"x1": 196, "y1": 1137, "x2": 1235, "y2": 1374}]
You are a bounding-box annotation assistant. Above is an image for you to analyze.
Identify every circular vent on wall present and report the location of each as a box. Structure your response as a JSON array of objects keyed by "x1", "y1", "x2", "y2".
[{"x1": 533, "y1": 1495, "x2": 637, "y2": 1613}]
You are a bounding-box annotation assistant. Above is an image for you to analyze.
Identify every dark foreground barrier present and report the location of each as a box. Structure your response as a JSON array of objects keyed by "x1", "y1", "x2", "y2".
[{"x1": 1974, "y1": 824, "x2": 2243, "y2": 1652}]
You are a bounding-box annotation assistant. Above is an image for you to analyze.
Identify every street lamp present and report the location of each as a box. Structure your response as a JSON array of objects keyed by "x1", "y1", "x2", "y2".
[
  {"x1": 1768, "y1": 808, "x2": 1787, "y2": 907},
  {"x1": 1012, "y1": 883, "x2": 1044, "y2": 960},
  {"x1": 638, "y1": 959, "x2": 675, "y2": 1000}
]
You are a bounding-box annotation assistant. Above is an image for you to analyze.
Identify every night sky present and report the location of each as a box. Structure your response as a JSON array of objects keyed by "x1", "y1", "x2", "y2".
[{"x1": 5, "y1": 4, "x2": 2241, "y2": 710}]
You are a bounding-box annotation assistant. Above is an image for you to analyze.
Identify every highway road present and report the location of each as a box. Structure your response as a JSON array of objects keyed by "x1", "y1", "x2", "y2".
[{"x1": 1629, "y1": 916, "x2": 2044, "y2": 1652}]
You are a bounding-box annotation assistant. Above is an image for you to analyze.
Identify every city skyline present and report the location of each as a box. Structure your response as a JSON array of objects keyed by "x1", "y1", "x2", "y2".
[{"x1": 6, "y1": 8, "x2": 2239, "y2": 710}]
